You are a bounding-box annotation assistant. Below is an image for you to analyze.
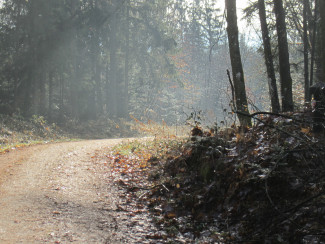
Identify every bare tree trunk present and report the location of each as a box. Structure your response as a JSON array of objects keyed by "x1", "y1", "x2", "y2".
[
  {"x1": 95, "y1": 62, "x2": 103, "y2": 116},
  {"x1": 310, "y1": 0, "x2": 318, "y2": 87},
  {"x1": 23, "y1": 0, "x2": 38, "y2": 117},
  {"x1": 59, "y1": 70, "x2": 64, "y2": 123},
  {"x1": 257, "y1": 0, "x2": 280, "y2": 113},
  {"x1": 303, "y1": 0, "x2": 310, "y2": 102},
  {"x1": 108, "y1": 0, "x2": 119, "y2": 118},
  {"x1": 123, "y1": 0, "x2": 130, "y2": 118},
  {"x1": 273, "y1": 0, "x2": 294, "y2": 112},
  {"x1": 320, "y1": 0, "x2": 325, "y2": 81},
  {"x1": 39, "y1": 67, "x2": 46, "y2": 115},
  {"x1": 105, "y1": 61, "x2": 110, "y2": 114},
  {"x1": 48, "y1": 70, "x2": 54, "y2": 121},
  {"x1": 109, "y1": 12, "x2": 118, "y2": 118},
  {"x1": 225, "y1": 0, "x2": 251, "y2": 127}
]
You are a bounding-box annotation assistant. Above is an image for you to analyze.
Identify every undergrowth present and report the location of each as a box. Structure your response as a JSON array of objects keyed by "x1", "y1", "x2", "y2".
[
  {"x1": 0, "y1": 113, "x2": 186, "y2": 154},
  {"x1": 104, "y1": 112, "x2": 325, "y2": 243},
  {"x1": 130, "y1": 115, "x2": 189, "y2": 139},
  {"x1": 0, "y1": 114, "x2": 72, "y2": 153}
]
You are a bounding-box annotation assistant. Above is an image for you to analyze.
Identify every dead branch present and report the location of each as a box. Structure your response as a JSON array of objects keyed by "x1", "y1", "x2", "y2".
[{"x1": 227, "y1": 69, "x2": 236, "y2": 110}]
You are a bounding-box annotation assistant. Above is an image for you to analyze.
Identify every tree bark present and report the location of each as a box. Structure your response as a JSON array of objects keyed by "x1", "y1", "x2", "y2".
[
  {"x1": 273, "y1": 0, "x2": 294, "y2": 112},
  {"x1": 310, "y1": 0, "x2": 318, "y2": 87},
  {"x1": 225, "y1": 0, "x2": 251, "y2": 127},
  {"x1": 123, "y1": 0, "x2": 130, "y2": 118},
  {"x1": 23, "y1": 0, "x2": 38, "y2": 117},
  {"x1": 48, "y1": 70, "x2": 54, "y2": 121},
  {"x1": 303, "y1": 0, "x2": 310, "y2": 102},
  {"x1": 257, "y1": 0, "x2": 280, "y2": 113},
  {"x1": 109, "y1": 11, "x2": 118, "y2": 118},
  {"x1": 39, "y1": 66, "x2": 46, "y2": 115},
  {"x1": 320, "y1": 0, "x2": 325, "y2": 81}
]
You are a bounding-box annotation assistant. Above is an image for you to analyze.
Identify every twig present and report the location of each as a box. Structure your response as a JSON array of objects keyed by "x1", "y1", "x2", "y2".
[
  {"x1": 227, "y1": 69, "x2": 236, "y2": 111},
  {"x1": 236, "y1": 110, "x2": 309, "y2": 125},
  {"x1": 128, "y1": 184, "x2": 161, "y2": 191},
  {"x1": 284, "y1": 190, "x2": 325, "y2": 214},
  {"x1": 264, "y1": 153, "x2": 289, "y2": 215},
  {"x1": 161, "y1": 183, "x2": 170, "y2": 192}
]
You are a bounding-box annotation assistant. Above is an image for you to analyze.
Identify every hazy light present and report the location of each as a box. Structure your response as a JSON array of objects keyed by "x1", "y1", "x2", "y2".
[{"x1": 216, "y1": 0, "x2": 252, "y2": 30}]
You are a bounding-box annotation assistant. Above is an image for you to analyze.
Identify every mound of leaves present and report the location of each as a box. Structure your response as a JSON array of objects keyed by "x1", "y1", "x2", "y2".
[
  {"x1": 145, "y1": 113, "x2": 325, "y2": 243},
  {"x1": 101, "y1": 139, "x2": 189, "y2": 243}
]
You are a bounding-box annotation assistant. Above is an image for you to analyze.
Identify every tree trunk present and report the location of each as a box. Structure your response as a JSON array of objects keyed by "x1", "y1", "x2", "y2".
[
  {"x1": 39, "y1": 67, "x2": 46, "y2": 115},
  {"x1": 273, "y1": 0, "x2": 294, "y2": 112},
  {"x1": 94, "y1": 60, "x2": 103, "y2": 116},
  {"x1": 303, "y1": 0, "x2": 310, "y2": 102},
  {"x1": 23, "y1": 0, "x2": 38, "y2": 117},
  {"x1": 93, "y1": 0, "x2": 103, "y2": 117},
  {"x1": 225, "y1": 0, "x2": 251, "y2": 127},
  {"x1": 59, "y1": 68, "x2": 65, "y2": 123},
  {"x1": 257, "y1": 0, "x2": 280, "y2": 113},
  {"x1": 123, "y1": 0, "x2": 130, "y2": 118},
  {"x1": 48, "y1": 70, "x2": 54, "y2": 121},
  {"x1": 310, "y1": 0, "x2": 318, "y2": 87},
  {"x1": 109, "y1": 1, "x2": 119, "y2": 118},
  {"x1": 320, "y1": 0, "x2": 325, "y2": 81},
  {"x1": 105, "y1": 61, "x2": 110, "y2": 115}
]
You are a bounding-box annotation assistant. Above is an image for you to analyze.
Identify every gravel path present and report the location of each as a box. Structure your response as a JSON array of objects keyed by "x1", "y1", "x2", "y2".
[{"x1": 0, "y1": 139, "x2": 150, "y2": 243}]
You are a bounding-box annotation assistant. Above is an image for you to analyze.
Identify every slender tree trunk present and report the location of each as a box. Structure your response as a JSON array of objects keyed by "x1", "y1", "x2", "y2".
[
  {"x1": 273, "y1": 0, "x2": 294, "y2": 112},
  {"x1": 109, "y1": 18, "x2": 118, "y2": 118},
  {"x1": 225, "y1": 0, "x2": 251, "y2": 127},
  {"x1": 257, "y1": 0, "x2": 280, "y2": 113},
  {"x1": 69, "y1": 1, "x2": 80, "y2": 120},
  {"x1": 23, "y1": 0, "x2": 38, "y2": 117},
  {"x1": 71, "y1": 55, "x2": 80, "y2": 120},
  {"x1": 310, "y1": 0, "x2": 318, "y2": 87},
  {"x1": 303, "y1": 0, "x2": 310, "y2": 102},
  {"x1": 39, "y1": 67, "x2": 46, "y2": 115},
  {"x1": 93, "y1": 0, "x2": 103, "y2": 117},
  {"x1": 105, "y1": 61, "x2": 110, "y2": 114},
  {"x1": 109, "y1": 0, "x2": 119, "y2": 118},
  {"x1": 320, "y1": 0, "x2": 325, "y2": 81},
  {"x1": 95, "y1": 60, "x2": 103, "y2": 116},
  {"x1": 123, "y1": 0, "x2": 130, "y2": 118},
  {"x1": 23, "y1": 71, "x2": 33, "y2": 116},
  {"x1": 48, "y1": 70, "x2": 54, "y2": 121},
  {"x1": 59, "y1": 69, "x2": 64, "y2": 123}
]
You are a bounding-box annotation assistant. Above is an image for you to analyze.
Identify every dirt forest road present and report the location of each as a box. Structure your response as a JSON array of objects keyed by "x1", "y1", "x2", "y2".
[{"x1": 0, "y1": 139, "x2": 155, "y2": 243}]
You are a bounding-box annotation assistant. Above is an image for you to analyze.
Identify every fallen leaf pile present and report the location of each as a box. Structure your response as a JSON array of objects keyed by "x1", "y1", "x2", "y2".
[
  {"x1": 104, "y1": 112, "x2": 325, "y2": 243},
  {"x1": 102, "y1": 139, "x2": 189, "y2": 242}
]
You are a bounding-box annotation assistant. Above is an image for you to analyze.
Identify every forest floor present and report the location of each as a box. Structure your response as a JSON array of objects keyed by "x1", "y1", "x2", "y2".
[{"x1": 1, "y1": 113, "x2": 325, "y2": 243}]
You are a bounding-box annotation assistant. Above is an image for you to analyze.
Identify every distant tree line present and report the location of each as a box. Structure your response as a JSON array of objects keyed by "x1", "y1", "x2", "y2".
[
  {"x1": 0, "y1": 0, "x2": 323, "y2": 126},
  {"x1": 0, "y1": 0, "x2": 180, "y2": 123}
]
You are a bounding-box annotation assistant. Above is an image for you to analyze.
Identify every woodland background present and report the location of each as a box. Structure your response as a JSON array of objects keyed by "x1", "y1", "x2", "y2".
[
  {"x1": 0, "y1": 0, "x2": 322, "y2": 128},
  {"x1": 1, "y1": 1, "x2": 325, "y2": 242}
]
